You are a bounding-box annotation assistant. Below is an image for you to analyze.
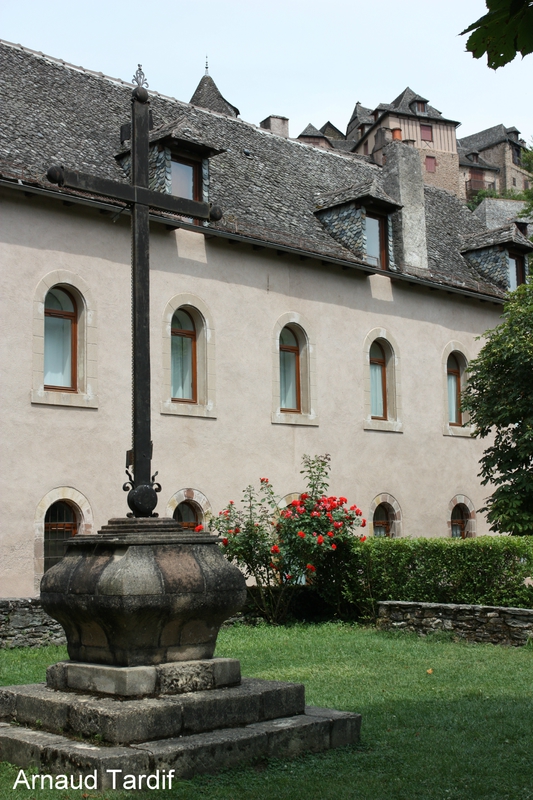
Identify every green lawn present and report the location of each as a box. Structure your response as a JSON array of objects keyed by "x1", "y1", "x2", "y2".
[{"x1": 1, "y1": 622, "x2": 533, "y2": 800}]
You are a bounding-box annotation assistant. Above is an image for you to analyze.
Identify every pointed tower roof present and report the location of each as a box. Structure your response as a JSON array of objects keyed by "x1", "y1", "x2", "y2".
[{"x1": 189, "y1": 74, "x2": 239, "y2": 118}]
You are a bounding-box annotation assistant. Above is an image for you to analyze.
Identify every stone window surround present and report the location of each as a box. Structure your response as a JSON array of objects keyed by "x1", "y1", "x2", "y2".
[
  {"x1": 448, "y1": 494, "x2": 476, "y2": 538},
  {"x1": 165, "y1": 487, "x2": 212, "y2": 526},
  {"x1": 272, "y1": 312, "x2": 318, "y2": 427},
  {"x1": 363, "y1": 328, "x2": 403, "y2": 433},
  {"x1": 31, "y1": 271, "x2": 98, "y2": 409},
  {"x1": 368, "y1": 493, "x2": 402, "y2": 538},
  {"x1": 442, "y1": 341, "x2": 473, "y2": 437},
  {"x1": 160, "y1": 293, "x2": 216, "y2": 419},
  {"x1": 34, "y1": 487, "x2": 94, "y2": 594}
]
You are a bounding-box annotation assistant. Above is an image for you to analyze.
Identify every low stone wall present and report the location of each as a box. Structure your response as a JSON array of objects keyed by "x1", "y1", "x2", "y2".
[
  {"x1": 377, "y1": 600, "x2": 533, "y2": 646},
  {"x1": 0, "y1": 599, "x2": 65, "y2": 649}
]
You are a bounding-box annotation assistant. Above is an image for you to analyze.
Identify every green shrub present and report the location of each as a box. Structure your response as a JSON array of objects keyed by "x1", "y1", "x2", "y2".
[{"x1": 341, "y1": 536, "x2": 533, "y2": 618}]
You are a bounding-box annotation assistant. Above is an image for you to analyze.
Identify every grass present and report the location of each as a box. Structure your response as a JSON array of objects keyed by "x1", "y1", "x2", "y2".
[{"x1": 1, "y1": 622, "x2": 533, "y2": 799}]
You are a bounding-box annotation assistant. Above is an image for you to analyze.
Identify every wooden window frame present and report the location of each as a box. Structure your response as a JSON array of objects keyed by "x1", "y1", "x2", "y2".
[
  {"x1": 280, "y1": 327, "x2": 301, "y2": 413},
  {"x1": 171, "y1": 309, "x2": 197, "y2": 404},
  {"x1": 366, "y1": 213, "x2": 388, "y2": 270},
  {"x1": 417, "y1": 101, "x2": 427, "y2": 113},
  {"x1": 170, "y1": 156, "x2": 202, "y2": 201},
  {"x1": 420, "y1": 124, "x2": 433, "y2": 142},
  {"x1": 373, "y1": 504, "x2": 392, "y2": 537},
  {"x1": 508, "y1": 251, "x2": 525, "y2": 289},
  {"x1": 451, "y1": 505, "x2": 468, "y2": 539},
  {"x1": 173, "y1": 500, "x2": 199, "y2": 529},
  {"x1": 44, "y1": 287, "x2": 77, "y2": 393},
  {"x1": 425, "y1": 156, "x2": 436, "y2": 173},
  {"x1": 447, "y1": 354, "x2": 462, "y2": 426},
  {"x1": 44, "y1": 500, "x2": 78, "y2": 573},
  {"x1": 370, "y1": 341, "x2": 387, "y2": 420}
]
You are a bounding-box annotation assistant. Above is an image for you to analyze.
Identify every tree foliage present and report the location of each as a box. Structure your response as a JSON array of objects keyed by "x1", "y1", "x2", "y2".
[
  {"x1": 461, "y1": 0, "x2": 533, "y2": 69},
  {"x1": 461, "y1": 283, "x2": 533, "y2": 533}
]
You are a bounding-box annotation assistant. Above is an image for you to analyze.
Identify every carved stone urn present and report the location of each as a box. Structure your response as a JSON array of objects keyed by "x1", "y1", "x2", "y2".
[{"x1": 40, "y1": 518, "x2": 247, "y2": 667}]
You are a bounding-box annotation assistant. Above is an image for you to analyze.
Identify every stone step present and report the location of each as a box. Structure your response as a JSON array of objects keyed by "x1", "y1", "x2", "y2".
[
  {"x1": 0, "y1": 678, "x2": 305, "y2": 744},
  {"x1": 0, "y1": 706, "x2": 361, "y2": 789}
]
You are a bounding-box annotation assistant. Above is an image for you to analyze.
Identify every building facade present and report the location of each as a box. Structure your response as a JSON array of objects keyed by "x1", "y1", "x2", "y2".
[{"x1": 1, "y1": 40, "x2": 531, "y2": 598}]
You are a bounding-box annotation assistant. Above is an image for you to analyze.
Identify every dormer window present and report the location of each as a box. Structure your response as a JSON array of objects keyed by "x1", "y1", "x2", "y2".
[
  {"x1": 470, "y1": 153, "x2": 479, "y2": 163},
  {"x1": 171, "y1": 157, "x2": 201, "y2": 201},
  {"x1": 373, "y1": 110, "x2": 380, "y2": 122},
  {"x1": 416, "y1": 101, "x2": 427, "y2": 113},
  {"x1": 508, "y1": 252, "x2": 525, "y2": 291}
]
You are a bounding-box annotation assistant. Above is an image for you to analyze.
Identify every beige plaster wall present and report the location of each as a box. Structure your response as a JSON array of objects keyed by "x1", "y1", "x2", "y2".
[{"x1": 0, "y1": 190, "x2": 503, "y2": 597}]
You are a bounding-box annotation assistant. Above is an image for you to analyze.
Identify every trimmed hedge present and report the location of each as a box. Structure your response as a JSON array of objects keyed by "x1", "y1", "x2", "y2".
[{"x1": 339, "y1": 537, "x2": 533, "y2": 619}]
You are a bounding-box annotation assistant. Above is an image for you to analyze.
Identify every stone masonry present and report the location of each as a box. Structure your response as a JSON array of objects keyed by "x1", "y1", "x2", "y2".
[
  {"x1": 0, "y1": 599, "x2": 65, "y2": 649},
  {"x1": 377, "y1": 601, "x2": 533, "y2": 646}
]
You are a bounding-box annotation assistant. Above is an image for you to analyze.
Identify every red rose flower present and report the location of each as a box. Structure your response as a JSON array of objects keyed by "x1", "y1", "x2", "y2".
[
  {"x1": 311, "y1": 511, "x2": 321, "y2": 518},
  {"x1": 194, "y1": 524, "x2": 204, "y2": 532},
  {"x1": 260, "y1": 477, "x2": 269, "y2": 483},
  {"x1": 360, "y1": 535, "x2": 367, "y2": 542},
  {"x1": 300, "y1": 493, "x2": 309, "y2": 501},
  {"x1": 317, "y1": 535, "x2": 324, "y2": 544},
  {"x1": 297, "y1": 507, "x2": 305, "y2": 514},
  {"x1": 222, "y1": 538, "x2": 229, "y2": 546},
  {"x1": 297, "y1": 531, "x2": 306, "y2": 538},
  {"x1": 326, "y1": 512, "x2": 333, "y2": 521},
  {"x1": 291, "y1": 499, "x2": 300, "y2": 507},
  {"x1": 234, "y1": 527, "x2": 240, "y2": 534},
  {"x1": 339, "y1": 497, "x2": 347, "y2": 505},
  {"x1": 327, "y1": 530, "x2": 334, "y2": 537},
  {"x1": 350, "y1": 505, "x2": 356, "y2": 511},
  {"x1": 306, "y1": 564, "x2": 316, "y2": 572},
  {"x1": 356, "y1": 509, "x2": 362, "y2": 516},
  {"x1": 331, "y1": 543, "x2": 337, "y2": 550},
  {"x1": 229, "y1": 500, "x2": 234, "y2": 505},
  {"x1": 271, "y1": 545, "x2": 280, "y2": 554},
  {"x1": 334, "y1": 521, "x2": 343, "y2": 529},
  {"x1": 361, "y1": 519, "x2": 366, "y2": 527}
]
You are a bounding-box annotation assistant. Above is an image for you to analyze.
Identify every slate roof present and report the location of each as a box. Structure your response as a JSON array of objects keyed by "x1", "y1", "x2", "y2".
[
  {"x1": 458, "y1": 124, "x2": 526, "y2": 153},
  {"x1": 346, "y1": 102, "x2": 373, "y2": 139},
  {"x1": 297, "y1": 123, "x2": 327, "y2": 138},
  {"x1": 315, "y1": 179, "x2": 401, "y2": 213},
  {"x1": 457, "y1": 146, "x2": 499, "y2": 172},
  {"x1": 460, "y1": 223, "x2": 533, "y2": 254},
  {"x1": 0, "y1": 40, "x2": 511, "y2": 301},
  {"x1": 189, "y1": 74, "x2": 239, "y2": 118}
]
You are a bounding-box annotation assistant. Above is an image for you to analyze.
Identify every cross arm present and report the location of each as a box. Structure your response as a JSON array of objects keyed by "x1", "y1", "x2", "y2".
[{"x1": 46, "y1": 165, "x2": 219, "y2": 221}]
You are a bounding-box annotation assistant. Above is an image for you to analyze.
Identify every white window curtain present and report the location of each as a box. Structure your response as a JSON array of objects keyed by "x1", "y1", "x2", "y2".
[
  {"x1": 171, "y1": 335, "x2": 193, "y2": 399},
  {"x1": 370, "y1": 362, "x2": 384, "y2": 417},
  {"x1": 44, "y1": 316, "x2": 72, "y2": 387},
  {"x1": 280, "y1": 350, "x2": 297, "y2": 409}
]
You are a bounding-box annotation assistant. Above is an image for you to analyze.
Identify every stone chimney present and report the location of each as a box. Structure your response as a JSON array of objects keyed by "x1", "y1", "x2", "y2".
[
  {"x1": 382, "y1": 141, "x2": 428, "y2": 271},
  {"x1": 260, "y1": 115, "x2": 289, "y2": 138}
]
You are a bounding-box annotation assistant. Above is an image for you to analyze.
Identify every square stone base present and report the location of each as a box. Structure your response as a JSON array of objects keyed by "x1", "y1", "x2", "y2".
[
  {"x1": 46, "y1": 658, "x2": 241, "y2": 697},
  {"x1": 0, "y1": 676, "x2": 361, "y2": 786}
]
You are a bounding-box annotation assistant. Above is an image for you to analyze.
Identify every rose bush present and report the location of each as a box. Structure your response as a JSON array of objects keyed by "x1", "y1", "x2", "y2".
[{"x1": 208, "y1": 454, "x2": 365, "y2": 623}]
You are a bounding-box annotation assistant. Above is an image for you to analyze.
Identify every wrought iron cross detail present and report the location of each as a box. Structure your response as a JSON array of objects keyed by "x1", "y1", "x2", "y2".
[{"x1": 47, "y1": 82, "x2": 222, "y2": 517}]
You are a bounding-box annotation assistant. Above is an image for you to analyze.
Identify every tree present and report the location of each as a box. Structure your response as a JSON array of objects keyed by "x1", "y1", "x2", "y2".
[
  {"x1": 461, "y1": 283, "x2": 533, "y2": 534},
  {"x1": 461, "y1": 0, "x2": 533, "y2": 69}
]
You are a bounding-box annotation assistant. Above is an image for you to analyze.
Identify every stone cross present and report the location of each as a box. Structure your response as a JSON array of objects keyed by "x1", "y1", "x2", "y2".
[{"x1": 47, "y1": 67, "x2": 221, "y2": 517}]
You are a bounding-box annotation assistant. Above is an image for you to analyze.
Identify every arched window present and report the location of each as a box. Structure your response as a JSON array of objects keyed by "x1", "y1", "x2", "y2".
[
  {"x1": 173, "y1": 501, "x2": 200, "y2": 529},
  {"x1": 44, "y1": 287, "x2": 77, "y2": 390},
  {"x1": 171, "y1": 308, "x2": 196, "y2": 403},
  {"x1": 451, "y1": 504, "x2": 469, "y2": 539},
  {"x1": 44, "y1": 501, "x2": 78, "y2": 572},
  {"x1": 280, "y1": 326, "x2": 301, "y2": 412},
  {"x1": 373, "y1": 504, "x2": 392, "y2": 537},
  {"x1": 447, "y1": 353, "x2": 462, "y2": 425},
  {"x1": 370, "y1": 341, "x2": 387, "y2": 419}
]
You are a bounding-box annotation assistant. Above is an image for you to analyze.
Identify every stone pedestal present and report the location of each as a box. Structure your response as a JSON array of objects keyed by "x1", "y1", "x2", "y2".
[
  {"x1": 0, "y1": 660, "x2": 361, "y2": 787},
  {"x1": 0, "y1": 516, "x2": 363, "y2": 783}
]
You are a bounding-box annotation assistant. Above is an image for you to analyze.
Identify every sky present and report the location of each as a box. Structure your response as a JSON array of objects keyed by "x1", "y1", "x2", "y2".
[{"x1": 2, "y1": 0, "x2": 532, "y2": 144}]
